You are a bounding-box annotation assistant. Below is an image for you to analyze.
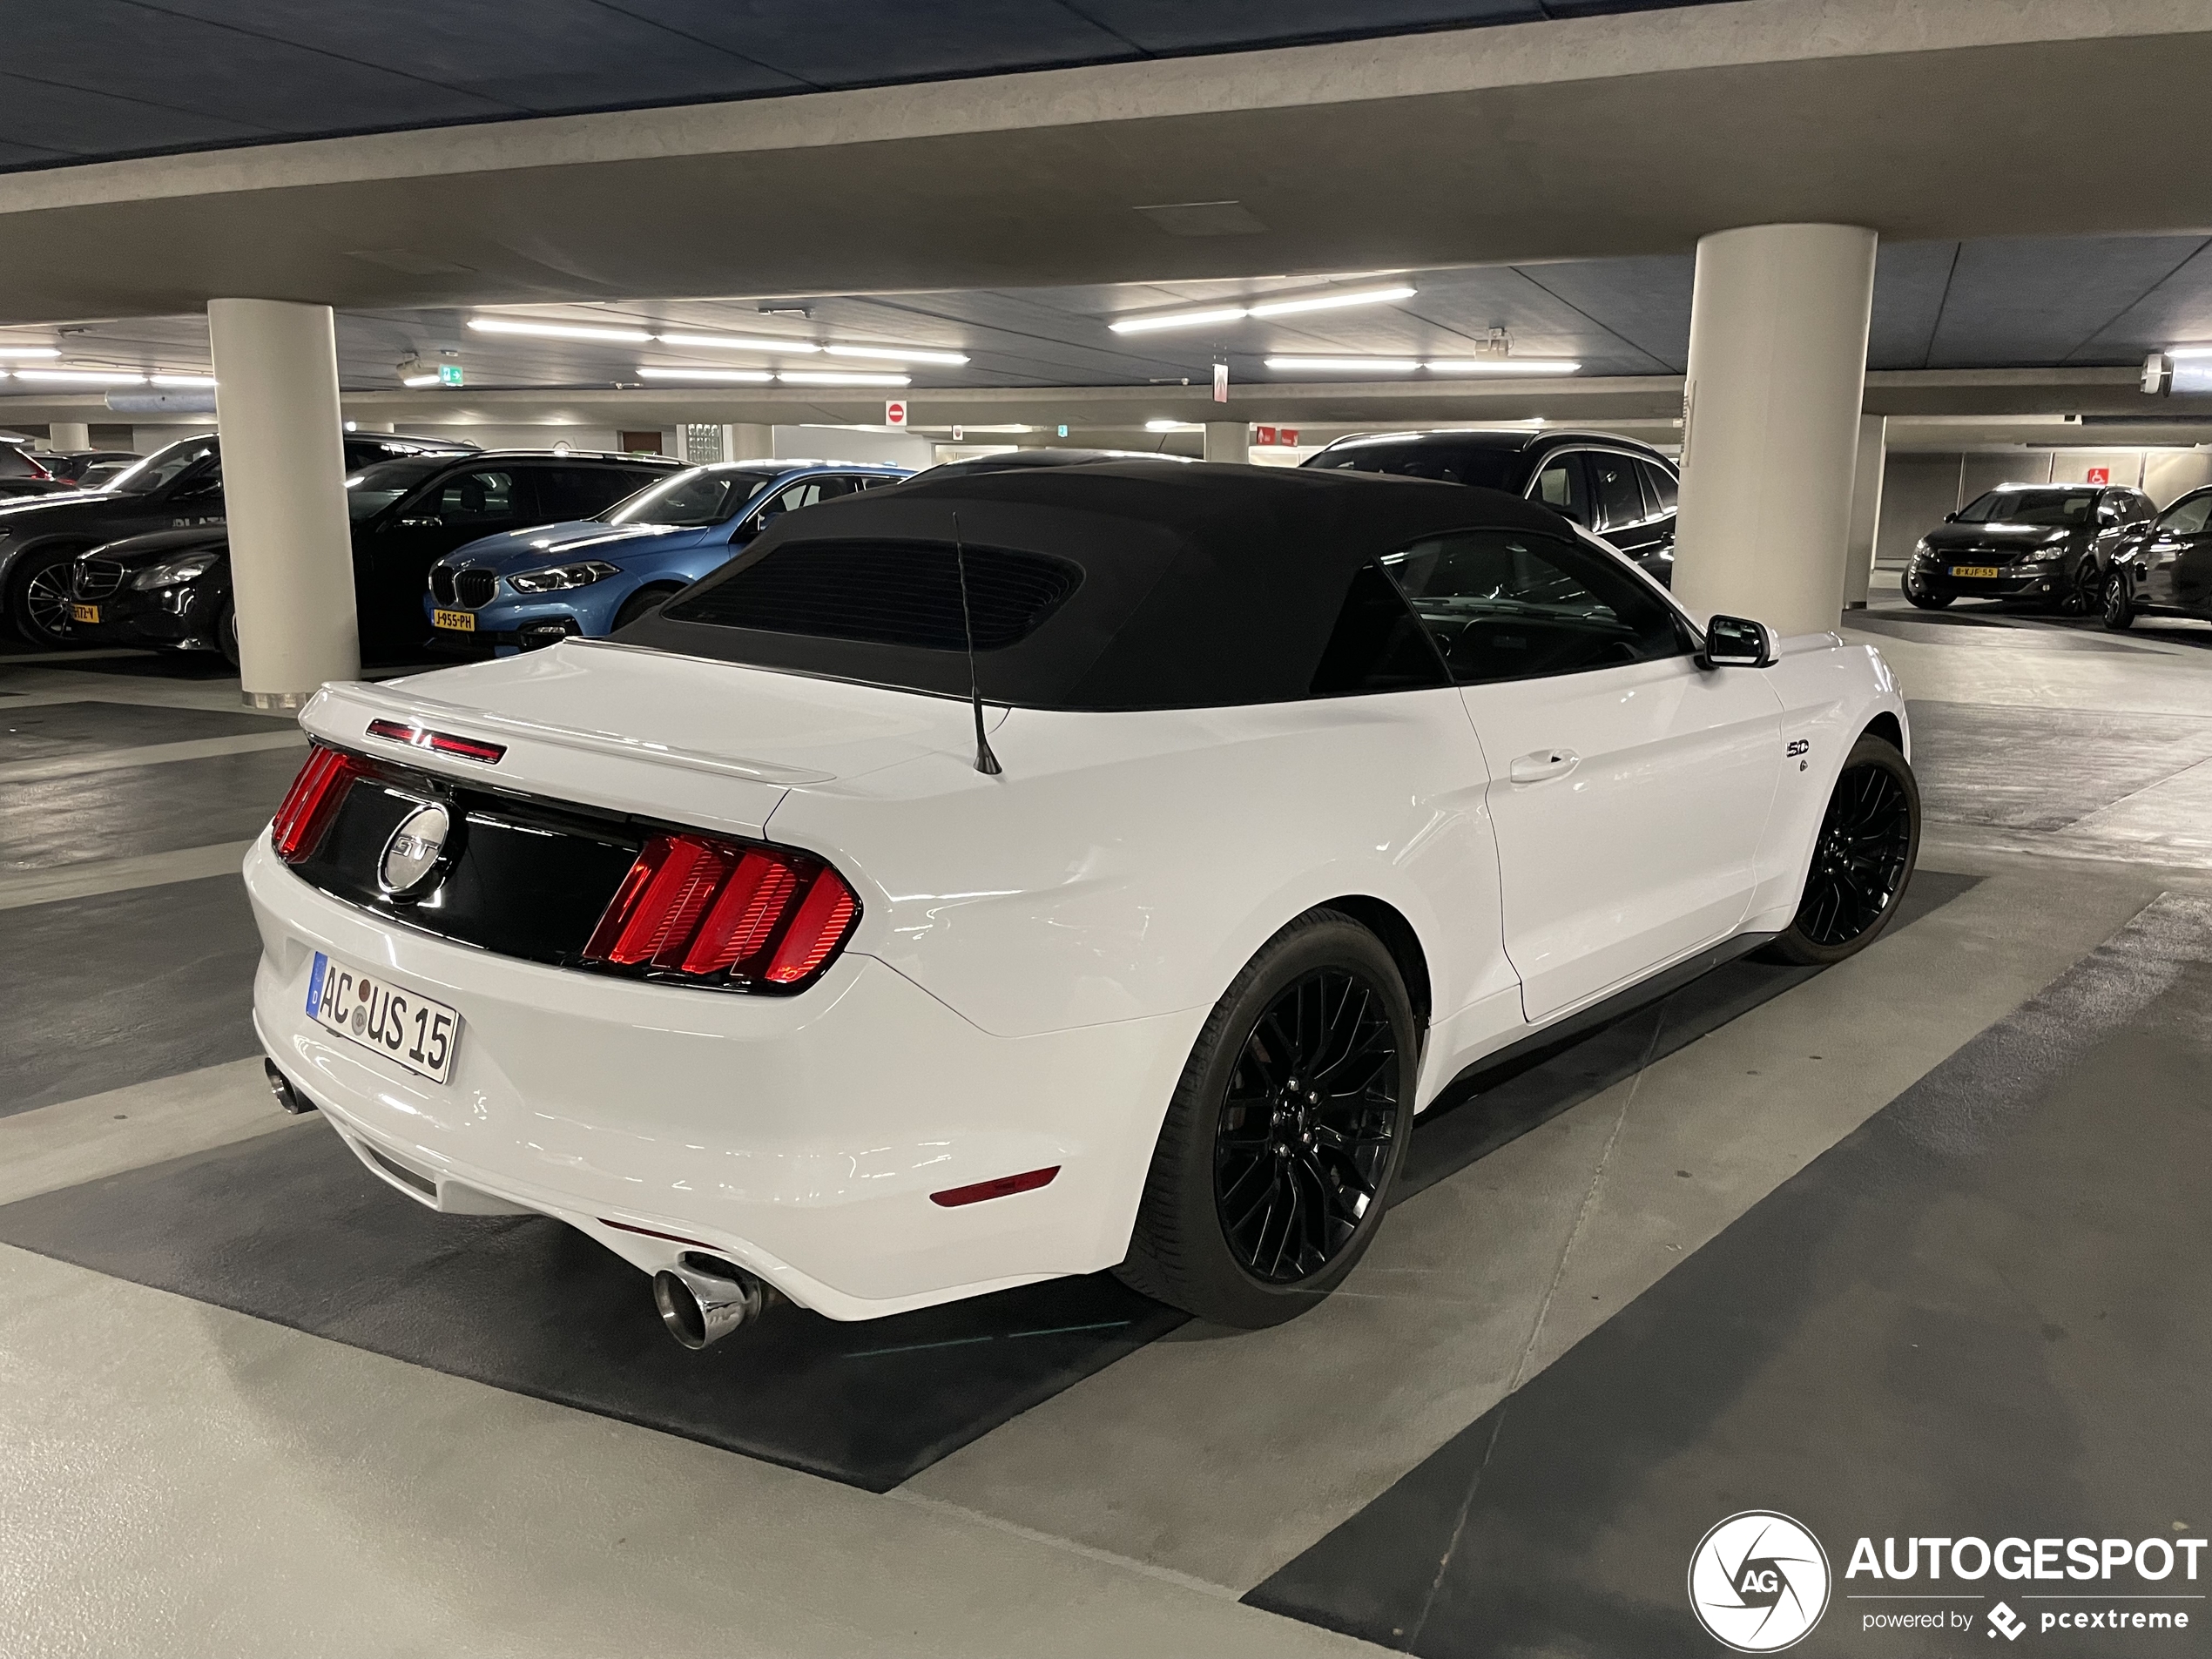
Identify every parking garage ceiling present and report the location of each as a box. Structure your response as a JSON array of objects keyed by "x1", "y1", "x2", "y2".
[{"x1": 0, "y1": 0, "x2": 1736, "y2": 173}]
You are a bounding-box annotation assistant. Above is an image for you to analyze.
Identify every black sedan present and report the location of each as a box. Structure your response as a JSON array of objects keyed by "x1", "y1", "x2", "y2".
[
  {"x1": 1902, "y1": 482, "x2": 2155, "y2": 614},
  {"x1": 0, "y1": 442, "x2": 79, "y2": 502},
  {"x1": 69, "y1": 448, "x2": 678, "y2": 662},
  {"x1": 2102, "y1": 484, "x2": 2212, "y2": 630},
  {"x1": 1, "y1": 430, "x2": 478, "y2": 646},
  {"x1": 1301, "y1": 428, "x2": 1681, "y2": 584}
]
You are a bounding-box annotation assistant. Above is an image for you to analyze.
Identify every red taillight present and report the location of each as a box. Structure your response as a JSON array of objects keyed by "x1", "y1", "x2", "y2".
[
  {"x1": 365, "y1": 718, "x2": 506, "y2": 764},
  {"x1": 270, "y1": 746, "x2": 365, "y2": 862},
  {"x1": 583, "y1": 832, "x2": 860, "y2": 989}
]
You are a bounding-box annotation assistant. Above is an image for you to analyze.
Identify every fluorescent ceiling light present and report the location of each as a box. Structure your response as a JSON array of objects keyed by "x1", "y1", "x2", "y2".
[
  {"x1": 0, "y1": 345, "x2": 60, "y2": 360},
  {"x1": 149, "y1": 373, "x2": 217, "y2": 388},
  {"x1": 1264, "y1": 356, "x2": 1420, "y2": 373},
  {"x1": 11, "y1": 368, "x2": 147, "y2": 384},
  {"x1": 636, "y1": 367, "x2": 777, "y2": 382},
  {"x1": 822, "y1": 344, "x2": 970, "y2": 366},
  {"x1": 656, "y1": 332, "x2": 819, "y2": 354},
  {"x1": 1109, "y1": 285, "x2": 1418, "y2": 334},
  {"x1": 2164, "y1": 346, "x2": 2212, "y2": 360},
  {"x1": 777, "y1": 370, "x2": 910, "y2": 387},
  {"x1": 400, "y1": 373, "x2": 442, "y2": 388},
  {"x1": 1425, "y1": 358, "x2": 1581, "y2": 374},
  {"x1": 1246, "y1": 284, "x2": 1418, "y2": 319},
  {"x1": 1144, "y1": 419, "x2": 1202, "y2": 431},
  {"x1": 468, "y1": 317, "x2": 651, "y2": 343}
]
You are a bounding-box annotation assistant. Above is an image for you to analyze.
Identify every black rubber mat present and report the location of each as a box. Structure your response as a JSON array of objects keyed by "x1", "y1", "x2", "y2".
[
  {"x1": 0, "y1": 1122, "x2": 1184, "y2": 1491},
  {"x1": 0, "y1": 873, "x2": 263, "y2": 1116},
  {"x1": 1248, "y1": 893, "x2": 2212, "y2": 1656},
  {"x1": 0, "y1": 698, "x2": 292, "y2": 759},
  {"x1": 1401, "y1": 869, "x2": 1978, "y2": 1198},
  {"x1": 0, "y1": 744, "x2": 303, "y2": 872}
]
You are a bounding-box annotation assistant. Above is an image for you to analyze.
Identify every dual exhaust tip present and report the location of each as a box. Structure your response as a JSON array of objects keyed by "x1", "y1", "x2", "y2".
[{"x1": 652, "y1": 1254, "x2": 771, "y2": 1349}]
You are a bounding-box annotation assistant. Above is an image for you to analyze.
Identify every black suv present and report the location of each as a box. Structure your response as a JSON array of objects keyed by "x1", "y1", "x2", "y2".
[
  {"x1": 2, "y1": 431, "x2": 479, "y2": 646},
  {"x1": 69, "y1": 448, "x2": 678, "y2": 663},
  {"x1": 1904, "y1": 482, "x2": 2155, "y2": 615},
  {"x1": 1301, "y1": 428, "x2": 1681, "y2": 584}
]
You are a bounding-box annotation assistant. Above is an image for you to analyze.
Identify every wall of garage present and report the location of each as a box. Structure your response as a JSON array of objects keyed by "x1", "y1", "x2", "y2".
[{"x1": 1874, "y1": 446, "x2": 2212, "y2": 564}]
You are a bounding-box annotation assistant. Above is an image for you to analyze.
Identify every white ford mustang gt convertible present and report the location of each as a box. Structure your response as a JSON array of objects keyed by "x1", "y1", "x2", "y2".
[{"x1": 248, "y1": 461, "x2": 1916, "y2": 1343}]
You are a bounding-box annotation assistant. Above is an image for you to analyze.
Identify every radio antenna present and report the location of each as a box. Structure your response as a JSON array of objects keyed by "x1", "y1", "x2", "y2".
[{"x1": 952, "y1": 511, "x2": 1002, "y2": 776}]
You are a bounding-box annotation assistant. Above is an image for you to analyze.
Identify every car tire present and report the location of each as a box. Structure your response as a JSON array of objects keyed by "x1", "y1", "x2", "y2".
[
  {"x1": 2059, "y1": 558, "x2": 2101, "y2": 617},
  {"x1": 2101, "y1": 571, "x2": 2135, "y2": 631},
  {"x1": 1116, "y1": 908, "x2": 1417, "y2": 1327},
  {"x1": 216, "y1": 600, "x2": 240, "y2": 667},
  {"x1": 1758, "y1": 733, "x2": 1920, "y2": 968},
  {"x1": 7, "y1": 549, "x2": 84, "y2": 647},
  {"x1": 612, "y1": 583, "x2": 685, "y2": 631}
]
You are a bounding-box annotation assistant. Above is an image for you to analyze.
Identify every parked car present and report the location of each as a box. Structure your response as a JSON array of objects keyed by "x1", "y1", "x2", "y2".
[
  {"x1": 1902, "y1": 482, "x2": 2154, "y2": 614},
  {"x1": 3, "y1": 431, "x2": 479, "y2": 646},
  {"x1": 2102, "y1": 483, "x2": 2212, "y2": 629},
  {"x1": 69, "y1": 448, "x2": 676, "y2": 661},
  {"x1": 423, "y1": 460, "x2": 908, "y2": 655},
  {"x1": 0, "y1": 442, "x2": 79, "y2": 501},
  {"x1": 1302, "y1": 428, "x2": 1680, "y2": 585},
  {"x1": 250, "y1": 462, "x2": 1915, "y2": 1344},
  {"x1": 920, "y1": 448, "x2": 1197, "y2": 481},
  {"x1": 38, "y1": 449, "x2": 142, "y2": 488}
]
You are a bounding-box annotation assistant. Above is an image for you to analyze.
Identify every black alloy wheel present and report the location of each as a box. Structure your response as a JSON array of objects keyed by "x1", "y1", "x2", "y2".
[
  {"x1": 1762, "y1": 733, "x2": 1920, "y2": 967},
  {"x1": 2060, "y1": 557, "x2": 2101, "y2": 617},
  {"x1": 1213, "y1": 967, "x2": 1399, "y2": 1284},
  {"x1": 217, "y1": 599, "x2": 241, "y2": 667},
  {"x1": 11, "y1": 553, "x2": 80, "y2": 647},
  {"x1": 1117, "y1": 909, "x2": 1416, "y2": 1326},
  {"x1": 2102, "y1": 571, "x2": 2135, "y2": 631}
]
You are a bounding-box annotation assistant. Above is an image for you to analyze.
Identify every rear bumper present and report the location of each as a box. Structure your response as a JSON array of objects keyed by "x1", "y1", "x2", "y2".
[{"x1": 244, "y1": 837, "x2": 1197, "y2": 1320}]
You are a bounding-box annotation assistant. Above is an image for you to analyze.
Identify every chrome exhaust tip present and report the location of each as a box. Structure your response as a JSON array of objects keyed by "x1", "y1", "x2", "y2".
[
  {"x1": 265, "y1": 1058, "x2": 315, "y2": 1115},
  {"x1": 652, "y1": 1255, "x2": 768, "y2": 1350}
]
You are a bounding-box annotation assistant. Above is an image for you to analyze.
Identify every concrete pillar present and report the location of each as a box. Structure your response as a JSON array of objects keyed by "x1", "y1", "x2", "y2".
[
  {"x1": 1672, "y1": 224, "x2": 1878, "y2": 637},
  {"x1": 1203, "y1": 421, "x2": 1247, "y2": 464},
  {"x1": 722, "y1": 423, "x2": 772, "y2": 462},
  {"x1": 47, "y1": 421, "x2": 91, "y2": 451},
  {"x1": 207, "y1": 299, "x2": 357, "y2": 708},
  {"x1": 1841, "y1": 415, "x2": 1887, "y2": 609}
]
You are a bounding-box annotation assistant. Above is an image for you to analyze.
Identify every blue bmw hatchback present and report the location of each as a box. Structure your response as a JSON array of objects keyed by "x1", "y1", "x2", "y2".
[{"x1": 424, "y1": 459, "x2": 912, "y2": 653}]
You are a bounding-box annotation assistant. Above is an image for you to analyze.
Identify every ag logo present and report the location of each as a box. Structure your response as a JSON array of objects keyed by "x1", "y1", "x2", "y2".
[{"x1": 1689, "y1": 1511, "x2": 1831, "y2": 1652}]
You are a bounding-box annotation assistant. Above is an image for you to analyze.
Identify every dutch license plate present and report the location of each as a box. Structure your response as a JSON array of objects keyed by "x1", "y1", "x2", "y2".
[
  {"x1": 1949, "y1": 565, "x2": 2000, "y2": 579},
  {"x1": 307, "y1": 951, "x2": 460, "y2": 1084},
  {"x1": 71, "y1": 603, "x2": 99, "y2": 624},
  {"x1": 432, "y1": 608, "x2": 476, "y2": 632}
]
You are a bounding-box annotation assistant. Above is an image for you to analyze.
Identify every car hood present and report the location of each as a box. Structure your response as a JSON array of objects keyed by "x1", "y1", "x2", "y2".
[
  {"x1": 303, "y1": 637, "x2": 1001, "y2": 832},
  {"x1": 0, "y1": 489, "x2": 122, "y2": 526},
  {"x1": 445, "y1": 519, "x2": 715, "y2": 571},
  {"x1": 1922, "y1": 523, "x2": 2078, "y2": 551},
  {"x1": 86, "y1": 526, "x2": 230, "y2": 565}
]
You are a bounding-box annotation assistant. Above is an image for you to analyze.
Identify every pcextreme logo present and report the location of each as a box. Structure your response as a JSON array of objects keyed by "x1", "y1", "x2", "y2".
[{"x1": 1689, "y1": 1511, "x2": 1832, "y2": 1652}]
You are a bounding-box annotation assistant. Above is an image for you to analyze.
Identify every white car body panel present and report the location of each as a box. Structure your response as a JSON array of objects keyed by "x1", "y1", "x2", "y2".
[{"x1": 253, "y1": 605, "x2": 1907, "y2": 1320}]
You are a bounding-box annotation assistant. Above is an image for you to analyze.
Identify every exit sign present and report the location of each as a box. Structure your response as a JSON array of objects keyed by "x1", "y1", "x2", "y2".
[{"x1": 438, "y1": 363, "x2": 463, "y2": 387}]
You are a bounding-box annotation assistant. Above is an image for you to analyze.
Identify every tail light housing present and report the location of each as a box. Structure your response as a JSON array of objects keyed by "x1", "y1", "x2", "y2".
[
  {"x1": 271, "y1": 745, "x2": 366, "y2": 862},
  {"x1": 583, "y1": 831, "x2": 860, "y2": 992}
]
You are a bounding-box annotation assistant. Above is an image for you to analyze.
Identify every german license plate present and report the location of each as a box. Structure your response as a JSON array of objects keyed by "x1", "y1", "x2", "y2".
[
  {"x1": 432, "y1": 608, "x2": 475, "y2": 632},
  {"x1": 71, "y1": 603, "x2": 99, "y2": 624},
  {"x1": 307, "y1": 952, "x2": 460, "y2": 1084},
  {"x1": 1949, "y1": 565, "x2": 2000, "y2": 579}
]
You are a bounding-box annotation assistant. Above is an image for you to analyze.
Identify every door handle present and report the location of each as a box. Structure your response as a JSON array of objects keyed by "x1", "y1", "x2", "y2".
[{"x1": 1509, "y1": 748, "x2": 1580, "y2": 785}]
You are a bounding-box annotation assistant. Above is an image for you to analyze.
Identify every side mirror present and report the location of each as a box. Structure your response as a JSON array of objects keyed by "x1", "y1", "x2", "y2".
[
  {"x1": 1699, "y1": 614, "x2": 1776, "y2": 669},
  {"x1": 1941, "y1": 511, "x2": 1959, "y2": 523}
]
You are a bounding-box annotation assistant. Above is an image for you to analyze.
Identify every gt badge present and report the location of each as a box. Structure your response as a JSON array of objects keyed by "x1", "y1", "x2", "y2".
[{"x1": 377, "y1": 801, "x2": 452, "y2": 897}]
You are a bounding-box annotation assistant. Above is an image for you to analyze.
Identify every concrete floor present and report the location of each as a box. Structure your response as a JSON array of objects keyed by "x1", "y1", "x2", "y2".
[{"x1": 1, "y1": 581, "x2": 2207, "y2": 1657}]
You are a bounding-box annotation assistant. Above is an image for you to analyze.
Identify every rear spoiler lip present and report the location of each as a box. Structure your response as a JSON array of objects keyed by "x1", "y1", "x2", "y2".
[{"x1": 302, "y1": 681, "x2": 837, "y2": 787}]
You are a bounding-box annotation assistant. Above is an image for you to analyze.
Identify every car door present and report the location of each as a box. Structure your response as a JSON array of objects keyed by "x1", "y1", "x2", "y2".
[
  {"x1": 1587, "y1": 450, "x2": 1662, "y2": 564},
  {"x1": 2139, "y1": 490, "x2": 2212, "y2": 607},
  {"x1": 1526, "y1": 449, "x2": 1593, "y2": 530},
  {"x1": 1381, "y1": 523, "x2": 1784, "y2": 1023},
  {"x1": 363, "y1": 464, "x2": 537, "y2": 638}
]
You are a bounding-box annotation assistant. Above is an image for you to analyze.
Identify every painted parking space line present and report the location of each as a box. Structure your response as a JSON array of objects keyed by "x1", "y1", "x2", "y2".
[
  {"x1": 0, "y1": 839, "x2": 252, "y2": 909},
  {"x1": 0, "y1": 728, "x2": 304, "y2": 783}
]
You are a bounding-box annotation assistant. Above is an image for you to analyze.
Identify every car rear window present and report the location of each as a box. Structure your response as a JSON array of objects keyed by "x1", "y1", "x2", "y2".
[{"x1": 660, "y1": 537, "x2": 1082, "y2": 651}]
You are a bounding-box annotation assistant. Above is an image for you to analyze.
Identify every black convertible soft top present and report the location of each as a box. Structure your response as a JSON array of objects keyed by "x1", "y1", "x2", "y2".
[{"x1": 617, "y1": 459, "x2": 1570, "y2": 711}]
